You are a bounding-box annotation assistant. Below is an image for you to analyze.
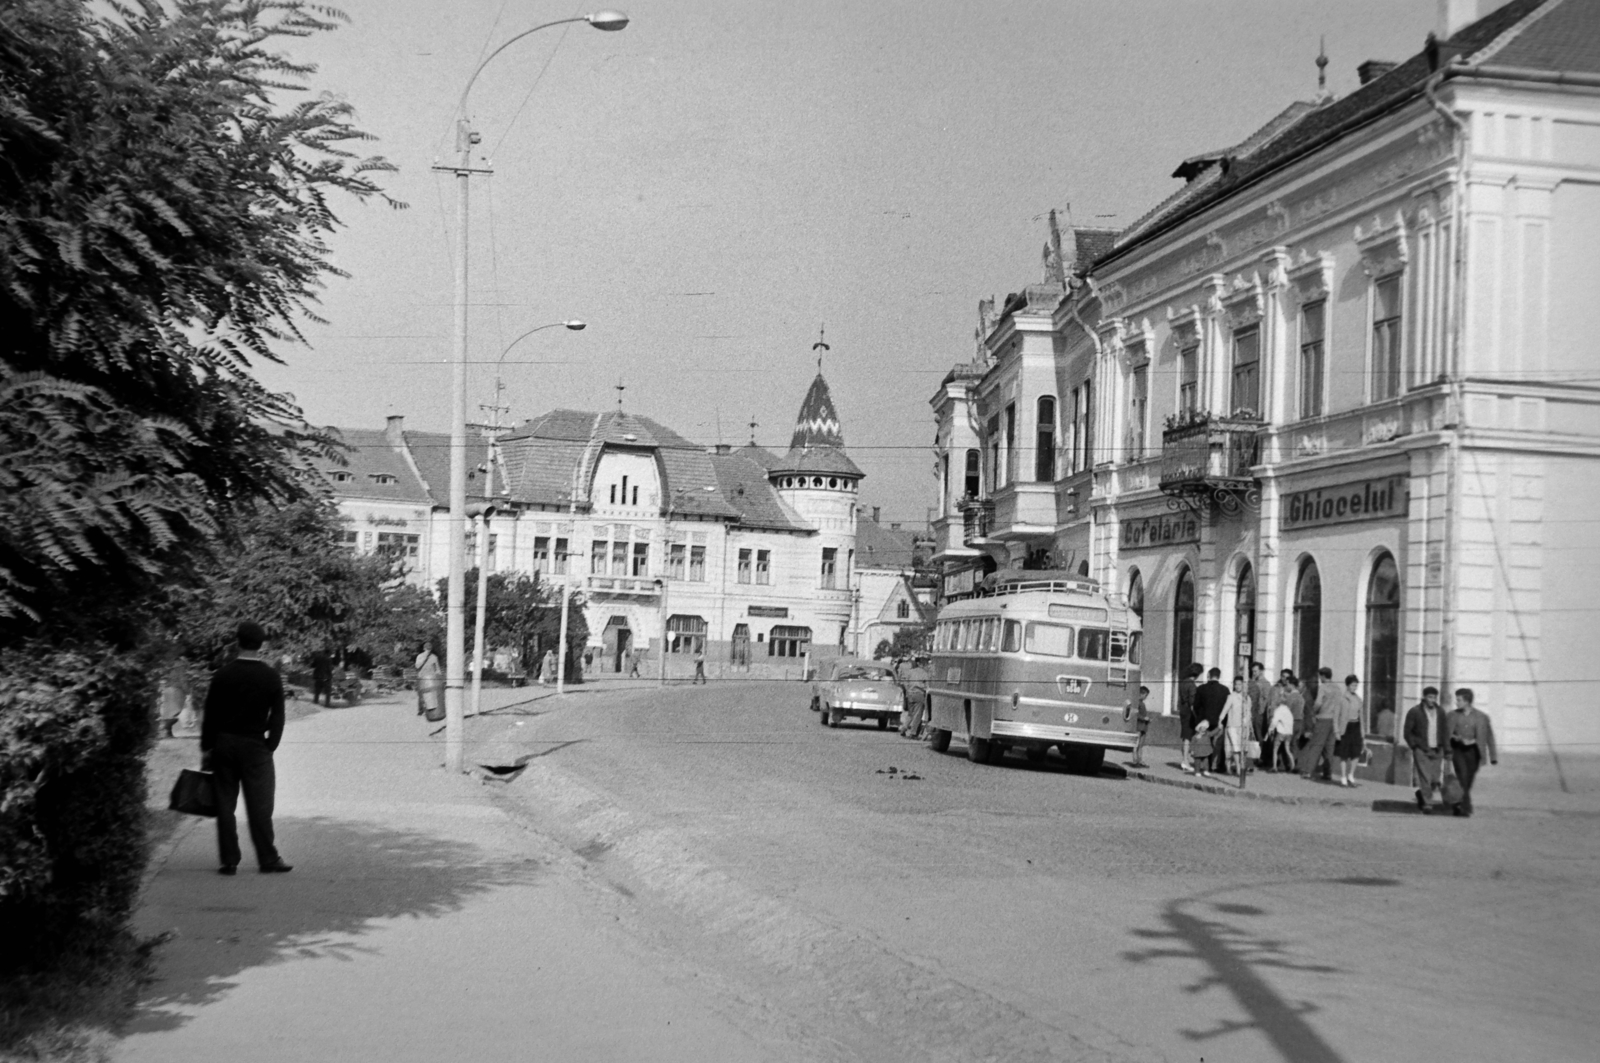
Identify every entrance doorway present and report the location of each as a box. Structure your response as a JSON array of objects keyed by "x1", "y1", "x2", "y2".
[
  {"x1": 1235, "y1": 563, "x2": 1256, "y2": 680},
  {"x1": 1173, "y1": 566, "x2": 1195, "y2": 696},
  {"x1": 603, "y1": 615, "x2": 632, "y2": 673}
]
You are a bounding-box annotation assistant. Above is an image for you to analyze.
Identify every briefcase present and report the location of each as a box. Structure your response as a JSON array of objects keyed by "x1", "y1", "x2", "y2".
[{"x1": 169, "y1": 768, "x2": 218, "y2": 818}]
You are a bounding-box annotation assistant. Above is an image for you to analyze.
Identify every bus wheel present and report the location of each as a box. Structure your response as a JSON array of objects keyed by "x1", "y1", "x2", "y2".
[
  {"x1": 927, "y1": 728, "x2": 951, "y2": 753},
  {"x1": 1081, "y1": 748, "x2": 1106, "y2": 774},
  {"x1": 1024, "y1": 746, "x2": 1047, "y2": 764},
  {"x1": 877, "y1": 716, "x2": 889, "y2": 730},
  {"x1": 967, "y1": 735, "x2": 990, "y2": 763},
  {"x1": 820, "y1": 704, "x2": 832, "y2": 726}
]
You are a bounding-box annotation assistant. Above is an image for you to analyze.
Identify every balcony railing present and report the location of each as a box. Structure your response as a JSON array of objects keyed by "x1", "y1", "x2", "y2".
[
  {"x1": 960, "y1": 496, "x2": 994, "y2": 544},
  {"x1": 1159, "y1": 412, "x2": 1262, "y2": 497},
  {"x1": 583, "y1": 575, "x2": 661, "y2": 598}
]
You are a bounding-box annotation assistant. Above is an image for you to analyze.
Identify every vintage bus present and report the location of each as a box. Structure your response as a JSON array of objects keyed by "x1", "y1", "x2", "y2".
[{"x1": 926, "y1": 572, "x2": 1141, "y2": 773}]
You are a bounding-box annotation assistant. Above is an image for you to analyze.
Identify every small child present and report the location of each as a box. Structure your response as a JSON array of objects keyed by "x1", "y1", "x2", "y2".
[{"x1": 1129, "y1": 685, "x2": 1151, "y2": 767}]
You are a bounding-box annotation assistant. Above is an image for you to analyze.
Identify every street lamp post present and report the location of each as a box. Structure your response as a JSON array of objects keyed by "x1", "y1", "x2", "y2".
[
  {"x1": 468, "y1": 320, "x2": 585, "y2": 718},
  {"x1": 434, "y1": 12, "x2": 627, "y2": 774}
]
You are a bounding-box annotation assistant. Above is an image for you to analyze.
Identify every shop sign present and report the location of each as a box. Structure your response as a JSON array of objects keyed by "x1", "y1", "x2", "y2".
[
  {"x1": 1120, "y1": 513, "x2": 1200, "y2": 551},
  {"x1": 748, "y1": 605, "x2": 788, "y2": 618},
  {"x1": 943, "y1": 568, "x2": 977, "y2": 598},
  {"x1": 1283, "y1": 475, "x2": 1407, "y2": 531}
]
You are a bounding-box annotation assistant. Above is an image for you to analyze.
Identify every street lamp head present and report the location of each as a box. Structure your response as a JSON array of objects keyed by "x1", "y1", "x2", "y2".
[
  {"x1": 587, "y1": 11, "x2": 629, "y2": 30},
  {"x1": 563, "y1": 320, "x2": 587, "y2": 330}
]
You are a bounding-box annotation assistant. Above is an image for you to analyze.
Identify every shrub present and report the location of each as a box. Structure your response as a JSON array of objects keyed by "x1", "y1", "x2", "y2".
[{"x1": 0, "y1": 642, "x2": 156, "y2": 969}]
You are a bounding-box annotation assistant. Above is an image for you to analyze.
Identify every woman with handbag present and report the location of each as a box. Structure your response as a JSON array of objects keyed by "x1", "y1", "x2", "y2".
[
  {"x1": 415, "y1": 642, "x2": 444, "y2": 721},
  {"x1": 1218, "y1": 675, "x2": 1251, "y2": 780}
]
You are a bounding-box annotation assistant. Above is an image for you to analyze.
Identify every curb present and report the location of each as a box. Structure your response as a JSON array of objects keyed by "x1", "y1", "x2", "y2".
[{"x1": 1124, "y1": 767, "x2": 1363, "y2": 809}]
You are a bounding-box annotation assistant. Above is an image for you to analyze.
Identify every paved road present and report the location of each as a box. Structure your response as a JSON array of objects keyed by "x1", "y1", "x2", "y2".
[{"x1": 480, "y1": 680, "x2": 1600, "y2": 1063}]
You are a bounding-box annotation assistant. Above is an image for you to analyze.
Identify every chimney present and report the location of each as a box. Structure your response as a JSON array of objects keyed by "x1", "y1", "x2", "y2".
[
  {"x1": 385, "y1": 414, "x2": 405, "y2": 447},
  {"x1": 709, "y1": 443, "x2": 732, "y2": 455},
  {"x1": 1437, "y1": 0, "x2": 1478, "y2": 40},
  {"x1": 872, "y1": 506, "x2": 881, "y2": 523},
  {"x1": 1357, "y1": 59, "x2": 1397, "y2": 85}
]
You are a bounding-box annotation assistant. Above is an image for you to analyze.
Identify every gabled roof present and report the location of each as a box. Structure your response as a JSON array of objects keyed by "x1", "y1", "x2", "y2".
[
  {"x1": 855, "y1": 516, "x2": 918, "y2": 569},
  {"x1": 403, "y1": 430, "x2": 494, "y2": 507},
  {"x1": 707, "y1": 451, "x2": 811, "y2": 532},
  {"x1": 1101, "y1": 0, "x2": 1562, "y2": 265},
  {"x1": 311, "y1": 427, "x2": 433, "y2": 505}
]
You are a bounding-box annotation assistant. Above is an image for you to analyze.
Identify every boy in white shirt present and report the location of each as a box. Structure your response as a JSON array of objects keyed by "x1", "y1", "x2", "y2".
[{"x1": 1268, "y1": 699, "x2": 1296, "y2": 772}]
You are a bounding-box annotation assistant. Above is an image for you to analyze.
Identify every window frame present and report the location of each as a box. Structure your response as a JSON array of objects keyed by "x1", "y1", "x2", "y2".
[
  {"x1": 1370, "y1": 273, "x2": 1404, "y2": 402},
  {"x1": 1298, "y1": 299, "x2": 1327, "y2": 420}
]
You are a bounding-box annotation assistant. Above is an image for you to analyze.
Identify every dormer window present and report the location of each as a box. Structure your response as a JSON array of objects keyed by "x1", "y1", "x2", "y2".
[
  {"x1": 331, "y1": 471, "x2": 353, "y2": 484},
  {"x1": 369, "y1": 473, "x2": 397, "y2": 485}
]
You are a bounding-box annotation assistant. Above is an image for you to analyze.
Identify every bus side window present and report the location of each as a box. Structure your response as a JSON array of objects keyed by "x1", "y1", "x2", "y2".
[
  {"x1": 1109, "y1": 630, "x2": 1141, "y2": 665},
  {"x1": 1024, "y1": 621, "x2": 1074, "y2": 657},
  {"x1": 1002, "y1": 620, "x2": 1022, "y2": 653},
  {"x1": 959, "y1": 620, "x2": 974, "y2": 652},
  {"x1": 1078, "y1": 628, "x2": 1110, "y2": 661},
  {"x1": 983, "y1": 618, "x2": 999, "y2": 652}
]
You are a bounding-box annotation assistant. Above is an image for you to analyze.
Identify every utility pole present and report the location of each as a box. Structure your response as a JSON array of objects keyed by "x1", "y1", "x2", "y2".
[
  {"x1": 467, "y1": 382, "x2": 508, "y2": 719},
  {"x1": 432, "y1": 119, "x2": 491, "y2": 774}
]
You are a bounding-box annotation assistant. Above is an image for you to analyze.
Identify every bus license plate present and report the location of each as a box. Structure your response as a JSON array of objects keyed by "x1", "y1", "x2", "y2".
[{"x1": 1056, "y1": 676, "x2": 1091, "y2": 696}]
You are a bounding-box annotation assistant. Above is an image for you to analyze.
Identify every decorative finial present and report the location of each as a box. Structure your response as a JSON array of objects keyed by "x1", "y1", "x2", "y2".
[
  {"x1": 812, "y1": 325, "x2": 830, "y2": 373},
  {"x1": 614, "y1": 379, "x2": 625, "y2": 411},
  {"x1": 748, "y1": 416, "x2": 758, "y2": 444},
  {"x1": 1316, "y1": 35, "x2": 1329, "y2": 96}
]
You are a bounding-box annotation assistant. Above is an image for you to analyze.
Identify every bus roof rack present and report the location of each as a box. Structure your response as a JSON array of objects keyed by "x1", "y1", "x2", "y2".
[{"x1": 978, "y1": 570, "x2": 1102, "y2": 597}]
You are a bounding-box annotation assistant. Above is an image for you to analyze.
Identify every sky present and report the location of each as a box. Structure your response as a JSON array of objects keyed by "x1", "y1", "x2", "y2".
[{"x1": 258, "y1": 0, "x2": 1448, "y2": 525}]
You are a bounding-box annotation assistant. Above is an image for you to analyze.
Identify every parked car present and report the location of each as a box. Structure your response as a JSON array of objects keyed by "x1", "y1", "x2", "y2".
[{"x1": 811, "y1": 658, "x2": 904, "y2": 730}]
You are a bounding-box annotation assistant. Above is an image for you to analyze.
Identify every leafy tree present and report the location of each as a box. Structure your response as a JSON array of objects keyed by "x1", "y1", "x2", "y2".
[
  {"x1": 885, "y1": 621, "x2": 934, "y2": 660},
  {"x1": 0, "y1": 0, "x2": 396, "y2": 1008},
  {"x1": 0, "y1": 0, "x2": 399, "y2": 626},
  {"x1": 165, "y1": 499, "x2": 419, "y2": 669},
  {"x1": 443, "y1": 571, "x2": 589, "y2": 681}
]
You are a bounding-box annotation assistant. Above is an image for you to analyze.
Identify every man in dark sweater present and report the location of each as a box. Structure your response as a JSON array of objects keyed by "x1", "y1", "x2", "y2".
[
  {"x1": 1193, "y1": 667, "x2": 1231, "y2": 777},
  {"x1": 201, "y1": 621, "x2": 292, "y2": 875}
]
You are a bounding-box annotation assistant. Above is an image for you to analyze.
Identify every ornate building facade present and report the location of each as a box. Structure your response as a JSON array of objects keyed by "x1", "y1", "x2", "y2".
[
  {"x1": 319, "y1": 372, "x2": 865, "y2": 678},
  {"x1": 932, "y1": 0, "x2": 1600, "y2": 756}
]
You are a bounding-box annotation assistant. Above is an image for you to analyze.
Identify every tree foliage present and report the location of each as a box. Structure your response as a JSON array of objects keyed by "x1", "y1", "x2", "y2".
[
  {"x1": 0, "y1": 0, "x2": 399, "y2": 625},
  {"x1": 164, "y1": 498, "x2": 421, "y2": 667},
  {"x1": 444, "y1": 571, "x2": 589, "y2": 678},
  {"x1": 0, "y1": 0, "x2": 396, "y2": 995}
]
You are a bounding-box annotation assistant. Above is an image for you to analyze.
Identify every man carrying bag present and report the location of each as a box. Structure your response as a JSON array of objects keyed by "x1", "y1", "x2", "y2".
[{"x1": 201, "y1": 621, "x2": 293, "y2": 875}]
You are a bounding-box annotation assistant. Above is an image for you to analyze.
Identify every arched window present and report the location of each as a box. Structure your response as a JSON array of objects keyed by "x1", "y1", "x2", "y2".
[
  {"x1": 1236, "y1": 563, "x2": 1256, "y2": 677},
  {"x1": 1294, "y1": 558, "x2": 1322, "y2": 686},
  {"x1": 1035, "y1": 396, "x2": 1057, "y2": 482},
  {"x1": 1173, "y1": 566, "x2": 1195, "y2": 682},
  {"x1": 1077, "y1": 559, "x2": 1090, "y2": 577},
  {"x1": 964, "y1": 449, "x2": 980, "y2": 497},
  {"x1": 1365, "y1": 553, "x2": 1400, "y2": 737},
  {"x1": 1127, "y1": 569, "x2": 1145, "y2": 623}
]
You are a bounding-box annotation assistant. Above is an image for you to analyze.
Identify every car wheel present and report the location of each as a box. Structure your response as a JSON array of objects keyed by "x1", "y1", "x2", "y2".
[
  {"x1": 877, "y1": 716, "x2": 889, "y2": 731},
  {"x1": 1024, "y1": 746, "x2": 1047, "y2": 764},
  {"x1": 927, "y1": 728, "x2": 951, "y2": 753},
  {"x1": 823, "y1": 705, "x2": 836, "y2": 727},
  {"x1": 809, "y1": 696, "x2": 819, "y2": 713},
  {"x1": 967, "y1": 735, "x2": 990, "y2": 763}
]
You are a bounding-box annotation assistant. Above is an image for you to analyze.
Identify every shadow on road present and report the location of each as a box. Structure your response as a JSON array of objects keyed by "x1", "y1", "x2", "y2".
[
  {"x1": 1122, "y1": 877, "x2": 1402, "y2": 1062},
  {"x1": 127, "y1": 815, "x2": 541, "y2": 1035}
]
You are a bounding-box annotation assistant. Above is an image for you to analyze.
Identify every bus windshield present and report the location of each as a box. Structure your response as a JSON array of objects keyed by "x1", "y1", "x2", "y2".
[
  {"x1": 1077, "y1": 628, "x2": 1111, "y2": 660},
  {"x1": 1024, "y1": 621, "x2": 1074, "y2": 657}
]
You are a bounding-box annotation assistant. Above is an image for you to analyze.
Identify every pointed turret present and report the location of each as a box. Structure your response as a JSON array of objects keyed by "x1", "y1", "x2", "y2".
[{"x1": 770, "y1": 373, "x2": 863, "y2": 481}]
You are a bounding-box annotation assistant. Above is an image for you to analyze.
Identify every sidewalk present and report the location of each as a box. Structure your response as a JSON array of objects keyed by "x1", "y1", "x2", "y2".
[
  {"x1": 1117, "y1": 746, "x2": 1600, "y2": 816},
  {"x1": 120, "y1": 688, "x2": 771, "y2": 1063}
]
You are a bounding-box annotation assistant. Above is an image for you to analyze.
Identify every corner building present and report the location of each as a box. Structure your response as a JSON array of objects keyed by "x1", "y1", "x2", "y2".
[
  {"x1": 317, "y1": 372, "x2": 862, "y2": 678},
  {"x1": 933, "y1": 0, "x2": 1600, "y2": 757}
]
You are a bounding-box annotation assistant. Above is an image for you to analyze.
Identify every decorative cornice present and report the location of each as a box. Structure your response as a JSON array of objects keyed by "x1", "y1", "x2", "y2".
[
  {"x1": 1287, "y1": 249, "x2": 1337, "y2": 303},
  {"x1": 1221, "y1": 272, "x2": 1265, "y2": 332},
  {"x1": 1355, "y1": 210, "x2": 1409, "y2": 278}
]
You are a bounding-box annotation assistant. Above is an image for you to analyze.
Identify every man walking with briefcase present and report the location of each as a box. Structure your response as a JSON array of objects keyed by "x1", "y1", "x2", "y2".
[{"x1": 201, "y1": 621, "x2": 293, "y2": 876}]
